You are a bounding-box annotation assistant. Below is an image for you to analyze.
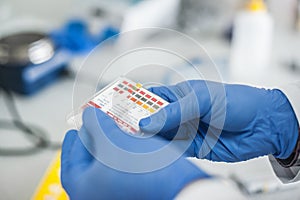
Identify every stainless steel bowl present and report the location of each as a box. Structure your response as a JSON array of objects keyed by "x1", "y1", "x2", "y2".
[{"x1": 0, "y1": 32, "x2": 55, "y2": 67}]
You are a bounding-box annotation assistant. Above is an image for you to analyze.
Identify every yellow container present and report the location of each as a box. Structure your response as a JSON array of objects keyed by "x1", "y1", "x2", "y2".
[{"x1": 32, "y1": 151, "x2": 68, "y2": 200}]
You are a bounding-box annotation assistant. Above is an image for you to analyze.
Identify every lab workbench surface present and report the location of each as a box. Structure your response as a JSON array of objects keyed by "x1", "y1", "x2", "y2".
[
  {"x1": 1, "y1": 33, "x2": 300, "y2": 200},
  {"x1": 0, "y1": 78, "x2": 74, "y2": 199}
]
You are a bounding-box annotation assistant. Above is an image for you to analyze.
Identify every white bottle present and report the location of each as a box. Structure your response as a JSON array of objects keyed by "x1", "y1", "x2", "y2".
[{"x1": 230, "y1": 0, "x2": 273, "y2": 83}]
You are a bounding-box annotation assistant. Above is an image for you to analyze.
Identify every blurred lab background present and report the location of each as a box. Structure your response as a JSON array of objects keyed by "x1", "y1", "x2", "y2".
[{"x1": 1, "y1": 0, "x2": 300, "y2": 199}]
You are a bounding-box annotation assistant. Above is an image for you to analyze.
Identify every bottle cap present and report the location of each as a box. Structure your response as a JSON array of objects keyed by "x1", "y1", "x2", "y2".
[{"x1": 246, "y1": 0, "x2": 266, "y2": 11}]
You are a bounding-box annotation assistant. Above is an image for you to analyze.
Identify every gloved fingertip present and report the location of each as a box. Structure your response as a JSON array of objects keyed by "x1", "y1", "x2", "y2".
[
  {"x1": 61, "y1": 130, "x2": 79, "y2": 173},
  {"x1": 82, "y1": 106, "x2": 97, "y2": 116},
  {"x1": 139, "y1": 113, "x2": 164, "y2": 134},
  {"x1": 62, "y1": 130, "x2": 78, "y2": 151},
  {"x1": 82, "y1": 106, "x2": 102, "y2": 125},
  {"x1": 66, "y1": 129, "x2": 78, "y2": 135},
  {"x1": 147, "y1": 87, "x2": 154, "y2": 93},
  {"x1": 83, "y1": 106, "x2": 111, "y2": 121},
  {"x1": 139, "y1": 117, "x2": 151, "y2": 127}
]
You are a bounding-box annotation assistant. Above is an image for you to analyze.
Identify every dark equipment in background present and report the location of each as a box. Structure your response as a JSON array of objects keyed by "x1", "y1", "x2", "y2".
[
  {"x1": 0, "y1": 20, "x2": 119, "y2": 156},
  {"x1": 0, "y1": 32, "x2": 68, "y2": 95},
  {"x1": 0, "y1": 32, "x2": 67, "y2": 155}
]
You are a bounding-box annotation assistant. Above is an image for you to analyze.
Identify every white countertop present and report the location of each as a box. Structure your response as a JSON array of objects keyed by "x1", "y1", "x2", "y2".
[{"x1": 1, "y1": 30, "x2": 300, "y2": 199}]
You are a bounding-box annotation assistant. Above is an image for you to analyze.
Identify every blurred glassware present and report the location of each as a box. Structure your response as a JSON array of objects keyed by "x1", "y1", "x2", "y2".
[
  {"x1": 229, "y1": 0, "x2": 273, "y2": 83},
  {"x1": 69, "y1": 0, "x2": 129, "y2": 33},
  {"x1": 177, "y1": 0, "x2": 242, "y2": 36},
  {"x1": 119, "y1": 0, "x2": 180, "y2": 47}
]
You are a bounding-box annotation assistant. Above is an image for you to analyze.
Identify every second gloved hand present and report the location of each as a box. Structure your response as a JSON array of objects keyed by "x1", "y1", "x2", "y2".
[
  {"x1": 139, "y1": 80, "x2": 299, "y2": 162},
  {"x1": 61, "y1": 107, "x2": 209, "y2": 200}
]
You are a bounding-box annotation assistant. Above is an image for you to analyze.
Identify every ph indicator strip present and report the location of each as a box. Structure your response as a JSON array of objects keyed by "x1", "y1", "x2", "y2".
[{"x1": 85, "y1": 77, "x2": 169, "y2": 135}]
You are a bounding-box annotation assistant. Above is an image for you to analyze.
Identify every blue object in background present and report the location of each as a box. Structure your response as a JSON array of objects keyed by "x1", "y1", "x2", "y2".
[
  {"x1": 49, "y1": 19, "x2": 119, "y2": 54},
  {"x1": 0, "y1": 49, "x2": 69, "y2": 95},
  {"x1": 0, "y1": 19, "x2": 119, "y2": 95}
]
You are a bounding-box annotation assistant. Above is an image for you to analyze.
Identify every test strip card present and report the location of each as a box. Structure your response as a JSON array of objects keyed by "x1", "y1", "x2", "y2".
[{"x1": 85, "y1": 77, "x2": 169, "y2": 135}]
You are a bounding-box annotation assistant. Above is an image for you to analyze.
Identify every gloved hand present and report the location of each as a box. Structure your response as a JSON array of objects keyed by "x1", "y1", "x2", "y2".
[
  {"x1": 61, "y1": 107, "x2": 210, "y2": 200},
  {"x1": 139, "y1": 80, "x2": 299, "y2": 162}
]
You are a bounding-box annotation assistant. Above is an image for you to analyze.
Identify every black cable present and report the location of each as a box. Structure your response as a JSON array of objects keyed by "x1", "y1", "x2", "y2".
[
  {"x1": 0, "y1": 88, "x2": 61, "y2": 156},
  {"x1": 0, "y1": 120, "x2": 50, "y2": 156}
]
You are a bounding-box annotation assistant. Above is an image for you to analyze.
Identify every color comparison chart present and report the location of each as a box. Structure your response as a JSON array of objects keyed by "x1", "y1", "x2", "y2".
[{"x1": 86, "y1": 77, "x2": 169, "y2": 135}]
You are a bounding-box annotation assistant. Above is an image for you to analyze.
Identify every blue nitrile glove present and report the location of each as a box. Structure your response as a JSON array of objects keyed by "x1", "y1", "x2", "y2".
[
  {"x1": 139, "y1": 80, "x2": 299, "y2": 162},
  {"x1": 61, "y1": 107, "x2": 210, "y2": 200}
]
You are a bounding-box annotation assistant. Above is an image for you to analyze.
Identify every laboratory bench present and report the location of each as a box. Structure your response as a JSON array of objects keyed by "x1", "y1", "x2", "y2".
[{"x1": 1, "y1": 31, "x2": 300, "y2": 200}]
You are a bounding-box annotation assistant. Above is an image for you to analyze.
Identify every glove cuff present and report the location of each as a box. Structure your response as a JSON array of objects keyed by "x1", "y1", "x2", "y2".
[{"x1": 276, "y1": 128, "x2": 300, "y2": 168}]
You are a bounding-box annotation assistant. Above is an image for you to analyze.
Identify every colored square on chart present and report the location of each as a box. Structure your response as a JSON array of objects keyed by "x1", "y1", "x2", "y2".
[
  {"x1": 151, "y1": 97, "x2": 157, "y2": 102},
  {"x1": 139, "y1": 90, "x2": 145, "y2": 95},
  {"x1": 113, "y1": 87, "x2": 119, "y2": 91},
  {"x1": 142, "y1": 104, "x2": 149, "y2": 109},
  {"x1": 153, "y1": 104, "x2": 159, "y2": 109},
  {"x1": 123, "y1": 81, "x2": 128, "y2": 85},
  {"x1": 135, "y1": 94, "x2": 141, "y2": 99},
  {"x1": 145, "y1": 94, "x2": 151, "y2": 98},
  {"x1": 137, "y1": 101, "x2": 143, "y2": 105},
  {"x1": 148, "y1": 108, "x2": 155, "y2": 113},
  {"x1": 118, "y1": 84, "x2": 123, "y2": 88},
  {"x1": 136, "y1": 83, "x2": 142, "y2": 88},
  {"x1": 141, "y1": 97, "x2": 147, "y2": 102},
  {"x1": 147, "y1": 101, "x2": 153, "y2": 106},
  {"x1": 157, "y1": 101, "x2": 163, "y2": 106},
  {"x1": 130, "y1": 97, "x2": 137, "y2": 102}
]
